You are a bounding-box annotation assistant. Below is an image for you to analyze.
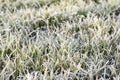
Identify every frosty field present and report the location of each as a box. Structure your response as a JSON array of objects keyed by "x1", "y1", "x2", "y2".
[{"x1": 0, "y1": 0, "x2": 120, "y2": 80}]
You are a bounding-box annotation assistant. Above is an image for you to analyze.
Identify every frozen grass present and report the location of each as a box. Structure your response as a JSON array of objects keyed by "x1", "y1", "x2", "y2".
[{"x1": 0, "y1": 0, "x2": 120, "y2": 80}]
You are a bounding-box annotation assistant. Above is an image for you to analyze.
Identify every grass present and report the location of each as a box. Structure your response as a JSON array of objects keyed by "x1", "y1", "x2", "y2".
[{"x1": 0, "y1": 0, "x2": 120, "y2": 80}]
